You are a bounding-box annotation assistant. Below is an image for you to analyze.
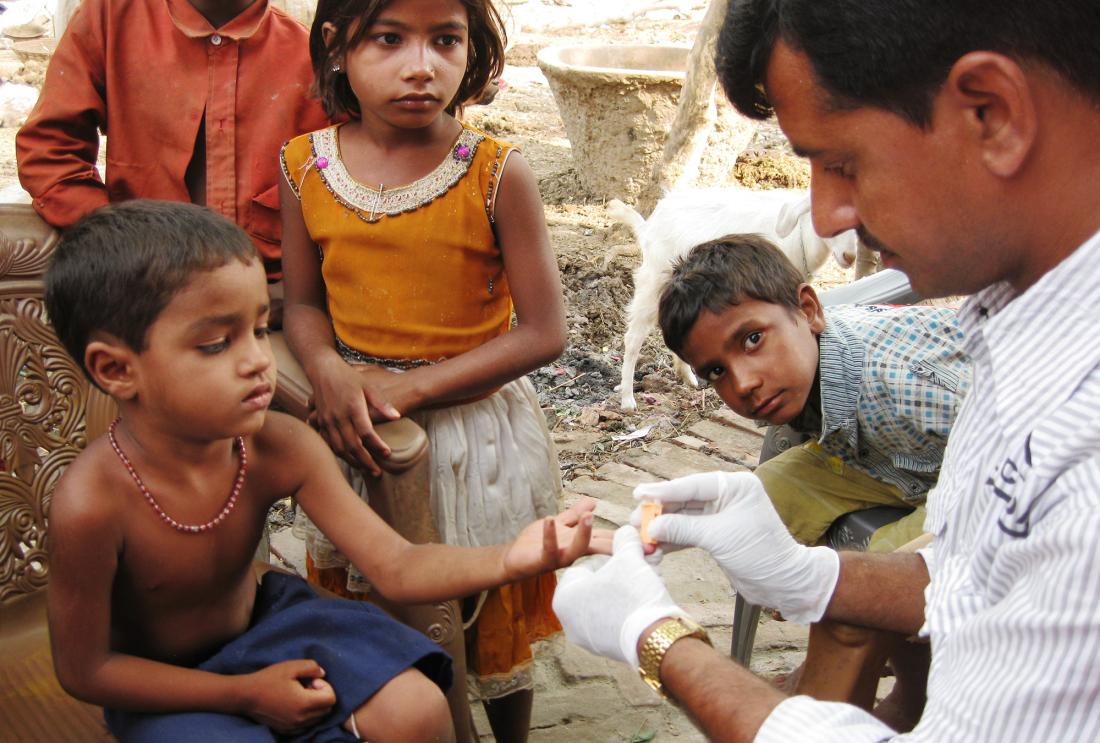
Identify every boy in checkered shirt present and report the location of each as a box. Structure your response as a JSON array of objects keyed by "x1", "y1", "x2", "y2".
[{"x1": 659, "y1": 235, "x2": 970, "y2": 553}]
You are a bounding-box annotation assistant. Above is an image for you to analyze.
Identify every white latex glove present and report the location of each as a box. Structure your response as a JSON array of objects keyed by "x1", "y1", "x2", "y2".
[
  {"x1": 632, "y1": 471, "x2": 839, "y2": 624},
  {"x1": 553, "y1": 526, "x2": 689, "y2": 669}
]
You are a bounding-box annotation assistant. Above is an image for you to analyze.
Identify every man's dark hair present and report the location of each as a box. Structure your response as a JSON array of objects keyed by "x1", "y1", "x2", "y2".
[
  {"x1": 717, "y1": 0, "x2": 1100, "y2": 127},
  {"x1": 659, "y1": 234, "x2": 805, "y2": 357},
  {"x1": 45, "y1": 200, "x2": 257, "y2": 380},
  {"x1": 310, "y1": 0, "x2": 506, "y2": 119}
]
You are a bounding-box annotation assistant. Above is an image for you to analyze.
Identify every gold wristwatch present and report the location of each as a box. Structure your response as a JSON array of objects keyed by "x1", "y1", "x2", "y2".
[{"x1": 637, "y1": 616, "x2": 712, "y2": 698}]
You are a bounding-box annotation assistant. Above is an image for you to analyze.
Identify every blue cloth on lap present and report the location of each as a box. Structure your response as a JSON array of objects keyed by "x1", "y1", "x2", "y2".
[{"x1": 104, "y1": 570, "x2": 453, "y2": 742}]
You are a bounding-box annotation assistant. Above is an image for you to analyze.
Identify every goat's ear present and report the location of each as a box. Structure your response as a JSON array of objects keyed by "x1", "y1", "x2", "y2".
[{"x1": 775, "y1": 194, "x2": 810, "y2": 238}]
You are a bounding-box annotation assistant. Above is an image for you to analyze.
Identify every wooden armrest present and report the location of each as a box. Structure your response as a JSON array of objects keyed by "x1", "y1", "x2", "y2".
[{"x1": 269, "y1": 332, "x2": 428, "y2": 474}]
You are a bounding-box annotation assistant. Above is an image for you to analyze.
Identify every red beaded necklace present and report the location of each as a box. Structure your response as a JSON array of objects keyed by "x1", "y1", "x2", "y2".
[{"x1": 107, "y1": 419, "x2": 247, "y2": 534}]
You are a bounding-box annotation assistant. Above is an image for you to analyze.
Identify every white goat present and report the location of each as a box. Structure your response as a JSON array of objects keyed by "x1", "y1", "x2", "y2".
[
  {"x1": 0, "y1": 82, "x2": 39, "y2": 128},
  {"x1": 608, "y1": 187, "x2": 857, "y2": 411}
]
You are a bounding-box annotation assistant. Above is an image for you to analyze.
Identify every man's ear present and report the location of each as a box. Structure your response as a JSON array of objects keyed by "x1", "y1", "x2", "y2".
[
  {"x1": 84, "y1": 336, "x2": 139, "y2": 400},
  {"x1": 943, "y1": 51, "x2": 1036, "y2": 178},
  {"x1": 796, "y1": 283, "x2": 826, "y2": 334}
]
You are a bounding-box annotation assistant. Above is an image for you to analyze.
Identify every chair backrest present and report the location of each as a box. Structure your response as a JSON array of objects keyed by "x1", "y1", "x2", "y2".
[{"x1": 0, "y1": 205, "x2": 117, "y2": 606}]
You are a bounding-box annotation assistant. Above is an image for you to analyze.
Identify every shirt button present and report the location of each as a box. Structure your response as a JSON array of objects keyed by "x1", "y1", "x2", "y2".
[{"x1": 211, "y1": 34, "x2": 223, "y2": 46}]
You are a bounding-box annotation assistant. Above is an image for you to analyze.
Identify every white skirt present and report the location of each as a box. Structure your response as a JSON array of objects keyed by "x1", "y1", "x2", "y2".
[{"x1": 293, "y1": 376, "x2": 562, "y2": 588}]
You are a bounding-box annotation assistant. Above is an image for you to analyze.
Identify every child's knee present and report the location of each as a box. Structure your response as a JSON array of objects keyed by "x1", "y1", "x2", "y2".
[{"x1": 351, "y1": 669, "x2": 452, "y2": 743}]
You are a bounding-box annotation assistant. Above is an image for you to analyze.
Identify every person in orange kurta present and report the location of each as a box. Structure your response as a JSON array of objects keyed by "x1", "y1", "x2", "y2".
[
  {"x1": 279, "y1": 1, "x2": 567, "y2": 741},
  {"x1": 15, "y1": 0, "x2": 330, "y2": 280}
]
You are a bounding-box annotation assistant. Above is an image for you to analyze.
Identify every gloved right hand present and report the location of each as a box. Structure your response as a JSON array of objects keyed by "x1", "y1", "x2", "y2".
[
  {"x1": 632, "y1": 471, "x2": 839, "y2": 624},
  {"x1": 553, "y1": 526, "x2": 689, "y2": 669}
]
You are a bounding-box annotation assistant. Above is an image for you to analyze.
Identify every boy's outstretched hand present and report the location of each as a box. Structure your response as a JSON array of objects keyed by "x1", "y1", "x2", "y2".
[{"x1": 504, "y1": 498, "x2": 613, "y2": 579}]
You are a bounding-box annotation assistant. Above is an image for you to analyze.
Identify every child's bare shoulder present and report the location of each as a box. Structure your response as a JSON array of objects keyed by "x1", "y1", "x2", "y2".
[
  {"x1": 248, "y1": 411, "x2": 332, "y2": 485},
  {"x1": 49, "y1": 436, "x2": 129, "y2": 539}
]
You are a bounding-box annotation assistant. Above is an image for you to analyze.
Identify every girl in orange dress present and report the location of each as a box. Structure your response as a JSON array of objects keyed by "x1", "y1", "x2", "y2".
[{"x1": 279, "y1": 1, "x2": 565, "y2": 741}]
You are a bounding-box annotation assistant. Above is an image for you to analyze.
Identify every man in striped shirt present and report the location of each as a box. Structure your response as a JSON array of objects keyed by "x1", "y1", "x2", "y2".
[{"x1": 552, "y1": 1, "x2": 1100, "y2": 740}]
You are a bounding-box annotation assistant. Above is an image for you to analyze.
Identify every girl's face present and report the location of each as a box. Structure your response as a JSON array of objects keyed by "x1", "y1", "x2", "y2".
[{"x1": 327, "y1": 0, "x2": 470, "y2": 129}]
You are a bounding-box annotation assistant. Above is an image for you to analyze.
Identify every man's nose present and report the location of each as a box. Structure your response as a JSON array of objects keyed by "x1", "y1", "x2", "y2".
[{"x1": 810, "y1": 172, "x2": 860, "y2": 239}]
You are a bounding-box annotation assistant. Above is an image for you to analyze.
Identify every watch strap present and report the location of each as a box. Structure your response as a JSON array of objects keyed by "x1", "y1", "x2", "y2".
[{"x1": 637, "y1": 616, "x2": 711, "y2": 698}]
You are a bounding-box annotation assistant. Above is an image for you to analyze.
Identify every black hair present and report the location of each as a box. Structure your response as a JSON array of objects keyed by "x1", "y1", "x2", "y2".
[
  {"x1": 310, "y1": 0, "x2": 506, "y2": 119},
  {"x1": 717, "y1": 0, "x2": 1100, "y2": 127},
  {"x1": 658, "y1": 234, "x2": 804, "y2": 357},
  {"x1": 45, "y1": 200, "x2": 257, "y2": 381}
]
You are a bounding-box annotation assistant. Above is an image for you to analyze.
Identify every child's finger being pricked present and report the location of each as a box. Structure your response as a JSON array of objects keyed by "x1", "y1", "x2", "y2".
[
  {"x1": 559, "y1": 513, "x2": 594, "y2": 563},
  {"x1": 556, "y1": 496, "x2": 597, "y2": 527},
  {"x1": 587, "y1": 527, "x2": 615, "y2": 555}
]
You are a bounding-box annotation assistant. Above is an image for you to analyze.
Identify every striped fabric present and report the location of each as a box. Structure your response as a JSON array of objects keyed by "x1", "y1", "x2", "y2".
[
  {"x1": 811, "y1": 305, "x2": 970, "y2": 504},
  {"x1": 757, "y1": 229, "x2": 1100, "y2": 741}
]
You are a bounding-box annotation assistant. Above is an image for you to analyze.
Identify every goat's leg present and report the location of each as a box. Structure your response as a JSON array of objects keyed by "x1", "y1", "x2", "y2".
[
  {"x1": 618, "y1": 336, "x2": 642, "y2": 411},
  {"x1": 671, "y1": 353, "x2": 698, "y2": 389},
  {"x1": 618, "y1": 317, "x2": 653, "y2": 411}
]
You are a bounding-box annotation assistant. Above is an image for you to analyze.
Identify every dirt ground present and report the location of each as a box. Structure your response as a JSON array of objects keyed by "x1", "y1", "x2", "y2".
[{"x1": 0, "y1": 1, "x2": 866, "y2": 739}]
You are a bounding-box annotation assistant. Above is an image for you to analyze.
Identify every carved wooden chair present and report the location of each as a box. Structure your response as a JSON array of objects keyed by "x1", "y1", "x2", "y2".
[
  {"x1": 269, "y1": 333, "x2": 478, "y2": 743},
  {"x1": 0, "y1": 204, "x2": 115, "y2": 740}
]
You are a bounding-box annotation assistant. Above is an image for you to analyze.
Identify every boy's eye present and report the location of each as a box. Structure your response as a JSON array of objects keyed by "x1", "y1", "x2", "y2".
[
  {"x1": 437, "y1": 34, "x2": 463, "y2": 47},
  {"x1": 376, "y1": 32, "x2": 401, "y2": 45},
  {"x1": 198, "y1": 338, "x2": 229, "y2": 355},
  {"x1": 744, "y1": 331, "x2": 763, "y2": 350},
  {"x1": 703, "y1": 366, "x2": 726, "y2": 383},
  {"x1": 255, "y1": 326, "x2": 271, "y2": 340}
]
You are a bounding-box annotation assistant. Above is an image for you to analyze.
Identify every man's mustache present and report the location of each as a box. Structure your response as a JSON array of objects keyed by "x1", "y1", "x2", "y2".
[{"x1": 857, "y1": 225, "x2": 889, "y2": 253}]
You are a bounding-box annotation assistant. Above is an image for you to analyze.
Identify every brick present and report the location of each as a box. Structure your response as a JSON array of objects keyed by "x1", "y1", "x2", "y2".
[
  {"x1": 620, "y1": 441, "x2": 747, "y2": 480},
  {"x1": 671, "y1": 434, "x2": 709, "y2": 450},
  {"x1": 708, "y1": 408, "x2": 767, "y2": 437},
  {"x1": 687, "y1": 419, "x2": 765, "y2": 463},
  {"x1": 594, "y1": 461, "x2": 660, "y2": 488},
  {"x1": 565, "y1": 475, "x2": 635, "y2": 509}
]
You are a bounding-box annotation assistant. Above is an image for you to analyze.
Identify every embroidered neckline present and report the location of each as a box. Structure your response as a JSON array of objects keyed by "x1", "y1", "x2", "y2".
[{"x1": 310, "y1": 125, "x2": 484, "y2": 223}]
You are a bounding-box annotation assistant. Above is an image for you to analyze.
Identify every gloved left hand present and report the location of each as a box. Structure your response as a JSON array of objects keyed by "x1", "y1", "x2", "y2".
[
  {"x1": 553, "y1": 526, "x2": 689, "y2": 669},
  {"x1": 632, "y1": 471, "x2": 839, "y2": 624}
]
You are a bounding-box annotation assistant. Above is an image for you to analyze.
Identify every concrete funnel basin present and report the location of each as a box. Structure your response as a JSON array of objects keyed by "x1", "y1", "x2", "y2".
[{"x1": 537, "y1": 44, "x2": 691, "y2": 202}]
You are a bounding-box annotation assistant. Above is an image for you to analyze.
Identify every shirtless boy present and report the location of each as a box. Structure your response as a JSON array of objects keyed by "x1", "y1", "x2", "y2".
[{"x1": 43, "y1": 199, "x2": 600, "y2": 742}]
